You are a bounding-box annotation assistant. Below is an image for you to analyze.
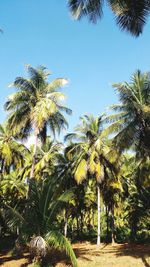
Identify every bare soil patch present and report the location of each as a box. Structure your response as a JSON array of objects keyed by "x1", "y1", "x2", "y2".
[{"x1": 0, "y1": 243, "x2": 150, "y2": 267}]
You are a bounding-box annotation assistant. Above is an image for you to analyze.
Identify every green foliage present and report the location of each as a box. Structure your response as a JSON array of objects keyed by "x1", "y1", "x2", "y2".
[
  {"x1": 105, "y1": 70, "x2": 150, "y2": 157},
  {"x1": 68, "y1": 0, "x2": 150, "y2": 36},
  {"x1": 5, "y1": 65, "x2": 71, "y2": 139},
  {"x1": 45, "y1": 231, "x2": 77, "y2": 267},
  {"x1": 0, "y1": 123, "x2": 28, "y2": 174},
  {"x1": 3, "y1": 177, "x2": 77, "y2": 266},
  {"x1": 0, "y1": 68, "x2": 150, "y2": 265}
]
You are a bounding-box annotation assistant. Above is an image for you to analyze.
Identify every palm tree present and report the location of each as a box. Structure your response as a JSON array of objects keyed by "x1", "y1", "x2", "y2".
[
  {"x1": 102, "y1": 171, "x2": 123, "y2": 243},
  {"x1": 7, "y1": 177, "x2": 78, "y2": 267},
  {"x1": 55, "y1": 153, "x2": 75, "y2": 238},
  {"x1": 65, "y1": 114, "x2": 118, "y2": 245},
  {"x1": 105, "y1": 70, "x2": 150, "y2": 157},
  {"x1": 0, "y1": 170, "x2": 27, "y2": 199},
  {"x1": 124, "y1": 157, "x2": 150, "y2": 241},
  {"x1": 5, "y1": 65, "x2": 72, "y2": 185},
  {"x1": 20, "y1": 137, "x2": 62, "y2": 181},
  {"x1": 0, "y1": 123, "x2": 28, "y2": 175},
  {"x1": 68, "y1": 0, "x2": 150, "y2": 36}
]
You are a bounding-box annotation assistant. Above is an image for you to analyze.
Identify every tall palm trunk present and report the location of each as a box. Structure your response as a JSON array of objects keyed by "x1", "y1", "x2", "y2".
[
  {"x1": 97, "y1": 184, "x2": 101, "y2": 246},
  {"x1": 1, "y1": 159, "x2": 4, "y2": 174},
  {"x1": 106, "y1": 205, "x2": 109, "y2": 243},
  {"x1": 30, "y1": 131, "x2": 38, "y2": 179},
  {"x1": 80, "y1": 211, "x2": 83, "y2": 234},
  {"x1": 64, "y1": 209, "x2": 68, "y2": 238},
  {"x1": 76, "y1": 216, "x2": 80, "y2": 237},
  {"x1": 27, "y1": 130, "x2": 38, "y2": 199},
  {"x1": 111, "y1": 205, "x2": 115, "y2": 244},
  {"x1": 87, "y1": 208, "x2": 91, "y2": 232},
  {"x1": 92, "y1": 209, "x2": 95, "y2": 229}
]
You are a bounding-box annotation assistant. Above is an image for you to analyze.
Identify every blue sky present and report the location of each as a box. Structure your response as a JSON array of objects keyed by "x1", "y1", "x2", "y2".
[{"x1": 0, "y1": 0, "x2": 150, "y2": 135}]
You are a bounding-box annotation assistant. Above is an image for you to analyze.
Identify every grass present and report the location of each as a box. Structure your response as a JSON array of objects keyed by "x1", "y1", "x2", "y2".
[{"x1": 0, "y1": 242, "x2": 150, "y2": 266}]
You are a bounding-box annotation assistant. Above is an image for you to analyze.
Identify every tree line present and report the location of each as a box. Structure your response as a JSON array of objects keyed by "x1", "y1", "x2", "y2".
[{"x1": 0, "y1": 66, "x2": 149, "y2": 266}]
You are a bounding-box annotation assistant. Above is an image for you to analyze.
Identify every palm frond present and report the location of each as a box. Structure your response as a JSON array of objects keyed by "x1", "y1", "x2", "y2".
[
  {"x1": 4, "y1": 204, "x2": 26, "y2": 227},
  {"x1": 47, "y1": 189, "x2": 75, "y2": 224},
  {"x1": 64, "y1": 133, "x2": 78, "y2": 143},
  {"x1": 45, "y1": 230, "x2": 78, "y2": 267},
  {"x1": 68, "y1": 0, "x2": 103, "y2": 23},
  {"x1": 109, "y1": 0, "x2": 150, "y2": 36},
  {"x1": 46, "y1": 78, "x2": 69, "y2": 92},
  {"x1": 75, "y1": 159, "x2": 87, "y2": 184}
]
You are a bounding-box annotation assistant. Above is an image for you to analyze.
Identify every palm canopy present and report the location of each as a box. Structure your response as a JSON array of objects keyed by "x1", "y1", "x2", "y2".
[
  {"x1": 105, "y1": 70, "x2": 150, "y2": 156},
  {"x1": 65, "y1": 114, "x2": 118, "y2": 184},
  {"x1": 0, "y1": 123, "x2": 28, "y2": 174},
  {"x1": 68, "y1": 0, "x2": 150, "y2": 36},
  {"x1": 21, "y1": 137, "x2": 62, "y2": 180},
  {"x1": 0, "y1": 170, "x2": 27, "y2": 198},
  {"x1": 5, "y1": 65, "x2": 72, "y2": 141}
]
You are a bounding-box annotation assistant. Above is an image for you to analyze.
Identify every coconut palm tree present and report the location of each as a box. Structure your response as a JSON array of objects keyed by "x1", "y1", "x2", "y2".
[
  {"x1": 5, "y1": 65, "x2": 72, "y2": 184},
  {"x1": 125, "y1": 158, "x2": 150, "y2": 241},
  {"x1": 68, "y1": 0, "x2": 150, "y2": 36},
  {"x1": 0, "y1": 123, "x2": 28, "y2": 175},
  {"x1": 102, "y1": 170, "x2": 123, "y2": 243},
  {"x1": 104, "y1": 70, "x2": 150, "y2": 157},
  {"x1": 0, "y1": 170, "x2": 27, "y2": 199},
  {"x1": 20, "y1": 137, "x2": 62, "y2": 181},
  {"x1": 65, "y1": 114, "x2": 118, "y2": 245}
]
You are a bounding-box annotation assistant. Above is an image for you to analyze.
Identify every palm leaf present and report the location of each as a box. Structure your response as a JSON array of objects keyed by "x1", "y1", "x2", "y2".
[
  {"x1": 45, "y1": 230, "x2": 78, "y2": 267},
  {"x1": 110, "y1": 0, "x2": 150, "y2": 36},
  {"x1": 75, "y1": 159, "x2": 87, "y2": 184},
  {"x1": 68, "y1": 0, "x2": 103, "y2": 23},
  {"x1": 46, "y1": 189, "x2": 75, "y2": 225}
]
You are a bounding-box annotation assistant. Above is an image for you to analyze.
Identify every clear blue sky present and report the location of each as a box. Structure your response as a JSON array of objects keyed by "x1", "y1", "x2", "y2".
[{"x1": 0, "y1": 0, "x2": 150, "y2": 135}]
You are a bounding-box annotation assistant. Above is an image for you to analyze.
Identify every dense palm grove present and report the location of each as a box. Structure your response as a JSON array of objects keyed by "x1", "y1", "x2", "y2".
[{"x1": 0, "y1": 66, "x2": 150, "y2": 267}]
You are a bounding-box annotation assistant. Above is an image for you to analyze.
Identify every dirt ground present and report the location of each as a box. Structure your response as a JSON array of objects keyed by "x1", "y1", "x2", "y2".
[{"x1": 0, "y1": 243, "x2": 150, "y2": 267}]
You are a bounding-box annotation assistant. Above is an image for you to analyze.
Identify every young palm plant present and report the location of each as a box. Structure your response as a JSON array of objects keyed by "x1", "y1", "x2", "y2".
[{"x1": 7, "y1": 176, "x2": 78, "y2": 266}]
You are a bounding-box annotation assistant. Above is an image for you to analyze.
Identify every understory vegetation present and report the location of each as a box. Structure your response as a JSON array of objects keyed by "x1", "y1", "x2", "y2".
[{"x1": 0, "y1": 66, "x2": 149, "y2": 267}]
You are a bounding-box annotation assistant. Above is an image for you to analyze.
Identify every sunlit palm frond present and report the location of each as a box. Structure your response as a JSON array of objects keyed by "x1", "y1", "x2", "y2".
[{"x1": 74, "y1": 158, "x2": 87, "y2": 184}]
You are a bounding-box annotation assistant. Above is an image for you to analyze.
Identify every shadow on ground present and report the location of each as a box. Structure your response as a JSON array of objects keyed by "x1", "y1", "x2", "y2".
[
  {"x1": 73, "y1": 243, "x2": 150, "y2": 267},
  {"x1": 0, "y1": 243, "x2": 150, "y2": 267},
  {"x1": 0, "y1": 251, "x2": 31, "y2": 267}
]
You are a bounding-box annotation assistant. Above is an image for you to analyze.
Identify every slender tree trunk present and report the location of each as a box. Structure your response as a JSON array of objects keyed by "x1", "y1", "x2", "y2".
[
  {"x1": 30, "y1": 132, "x2": 38, "y2": 180},
  {"x1": 87, "y1": 208, "x2": 91, "y2": 232},
  {"x1": 92, "y1": 209, "x2": 95, "y2": 229},
  {"x1": 97, "y1": 184, "x2": 101, "y2": 246},
  {"x1": 76, "y1": 216, "x2": 80, "y2": 237},
  {"x1": 16, "y1": 226, "x2": 19, "y2": 236},
  {"x1": 80, "y1": 211, "x2": 83, "y2": 234},
  {"x1": 27, "y1": 130, "x2": 38, "y2": 199},
  {"x1": 111, "y1": 205, "x2": 115, "y2": 244},
  {"x1": 106, "y1": 205, "x2": 109, "y2": 243},
  {"x1": 64, "y1": 209, "x2": 68, "y2": 238},
  {"x1": 130, "y1": 221, "x2": 138, "y2": 242},
  {"x1": 1, "y1": 159, "x2": 4, "y2": 175}
]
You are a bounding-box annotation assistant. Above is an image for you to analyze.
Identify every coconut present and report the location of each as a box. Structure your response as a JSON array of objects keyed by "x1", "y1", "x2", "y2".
[{"x1": 30, "y1": 236, "x2": 47, "y2": 258}]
